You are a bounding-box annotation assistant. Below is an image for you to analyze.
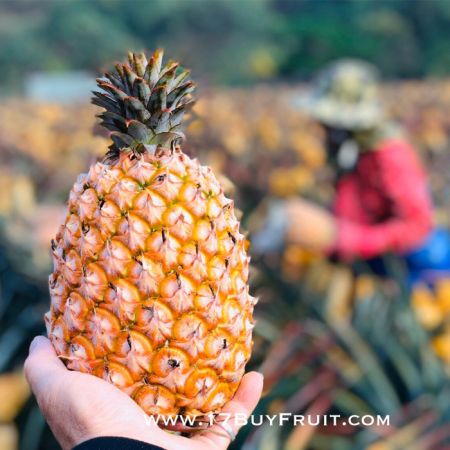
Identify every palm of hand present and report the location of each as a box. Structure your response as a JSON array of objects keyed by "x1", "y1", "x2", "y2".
[{"x1": 25, "y1": 337, "x2": 263, "y2": 450}]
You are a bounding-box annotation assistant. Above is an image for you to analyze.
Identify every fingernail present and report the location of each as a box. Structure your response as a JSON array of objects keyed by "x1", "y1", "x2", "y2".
[
  {"x1": 29, "y1": 336, "x2": 42, "y2": 353},
  {"x1": 255, "y1": 371, "x2": 264, "y2": 382}
]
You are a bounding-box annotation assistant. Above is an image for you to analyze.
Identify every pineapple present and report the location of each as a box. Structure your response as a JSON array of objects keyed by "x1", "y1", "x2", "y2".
[{"x1": 45, "y1": 49, "x2": 256, "y2": 427}]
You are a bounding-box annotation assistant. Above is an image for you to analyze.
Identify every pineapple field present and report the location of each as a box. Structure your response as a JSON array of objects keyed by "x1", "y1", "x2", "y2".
[{"x1": 2, "y1": 78, "x2": 450, "y2": 450}]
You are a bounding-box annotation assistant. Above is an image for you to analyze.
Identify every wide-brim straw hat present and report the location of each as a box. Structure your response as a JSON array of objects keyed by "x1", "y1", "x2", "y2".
[{"x1": 295, "y1": 59, "x2": 385, "y2": 130}]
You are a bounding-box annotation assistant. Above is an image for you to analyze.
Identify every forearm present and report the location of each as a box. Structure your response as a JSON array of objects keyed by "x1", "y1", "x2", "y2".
[{"x1": 334, "y1": 216, "x2": 432, "y2": 260}]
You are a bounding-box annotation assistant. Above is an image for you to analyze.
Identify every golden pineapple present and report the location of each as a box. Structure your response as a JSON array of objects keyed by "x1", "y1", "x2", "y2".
[{"x1": 45, "y1": 49, "x2": 256, "y2": 426}]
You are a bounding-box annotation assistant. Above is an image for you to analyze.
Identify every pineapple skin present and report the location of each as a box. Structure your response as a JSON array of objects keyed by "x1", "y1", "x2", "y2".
[{"x1": 45, "y1": 145, "x2": 256, "y2": 422}]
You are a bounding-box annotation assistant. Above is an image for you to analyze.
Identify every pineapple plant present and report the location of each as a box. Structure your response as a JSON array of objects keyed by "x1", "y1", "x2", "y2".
[
  {"x1": 236, "y1": 264, "x2": 450, "y2": 450},
  {"x1": 45, "y1": 49, "x2": 256, "y2": 428}
]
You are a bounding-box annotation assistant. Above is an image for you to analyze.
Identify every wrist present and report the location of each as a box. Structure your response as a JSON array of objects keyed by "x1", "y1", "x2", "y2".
[{"x1": 73, "y1": 436, "x2": 167, "y2": 450}]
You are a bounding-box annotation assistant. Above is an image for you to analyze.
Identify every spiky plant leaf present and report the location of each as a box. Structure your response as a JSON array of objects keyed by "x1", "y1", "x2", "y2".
[{"x1": 92, "y1": 49, "x2": 195, "y2": 160}]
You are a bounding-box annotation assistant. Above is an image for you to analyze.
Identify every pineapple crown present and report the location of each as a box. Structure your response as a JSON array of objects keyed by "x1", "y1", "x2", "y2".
[{"x1": 92, "y1": 49, "x2": 196, "y2": 160}]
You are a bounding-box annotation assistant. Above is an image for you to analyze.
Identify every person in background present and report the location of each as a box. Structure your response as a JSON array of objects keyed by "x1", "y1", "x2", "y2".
[{"x1": 253, "y1": 60, "x2": 450, "y2": 285}]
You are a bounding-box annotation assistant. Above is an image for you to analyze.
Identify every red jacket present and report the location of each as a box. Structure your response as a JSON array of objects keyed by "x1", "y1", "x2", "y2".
[{"x1": 333, "y1": 139, "x2": 433, "y2": 260}]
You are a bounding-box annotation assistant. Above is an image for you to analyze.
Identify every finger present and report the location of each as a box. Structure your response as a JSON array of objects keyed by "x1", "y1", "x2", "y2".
[
  {"x1": 24, "y1": 336, "x2": 67, "y2": 393},
  {"x1": 191, "y1": 372, "x2": 263, "y2": 448}
]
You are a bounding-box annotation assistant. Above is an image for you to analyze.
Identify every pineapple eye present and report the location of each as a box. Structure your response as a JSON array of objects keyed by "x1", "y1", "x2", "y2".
[
  {"x1": 143, "y1": 305, "x2": 154, "y2": 318},
  {"x1": 222, "y1": 339, "x2": 228, "y2": 349},
  {"x1": 155, "y1": 174, "x2": 166, "y2": 183},
  {"x1": 168, "y1": 359, "x2": 180, "y2": 368},
  {"x1": 175, "y1": 271, "x2": 181, "y2": 288}
]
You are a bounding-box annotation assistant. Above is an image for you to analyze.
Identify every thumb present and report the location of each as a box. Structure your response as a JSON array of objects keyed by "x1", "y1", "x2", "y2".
[
  {"x1": 191, "y1": 371, "x2": 264, "y2": 448},
  {"x1": 24, "y1": 336, "x2": 67, "y2": 392}
]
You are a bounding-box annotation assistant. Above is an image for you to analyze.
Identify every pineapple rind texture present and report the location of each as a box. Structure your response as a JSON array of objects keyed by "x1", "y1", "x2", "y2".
[{"x1": 46, "y1": 146, "x2": 256, "y2": 422}]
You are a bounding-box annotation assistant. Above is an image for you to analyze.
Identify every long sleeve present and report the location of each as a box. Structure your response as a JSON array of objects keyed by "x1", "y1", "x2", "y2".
[
  {"x1": 333, "y1": 140, "x2": 433, "y2": 260},
  {"x1": 73, "y1": 437, "x2": 167, "y2": 450}
]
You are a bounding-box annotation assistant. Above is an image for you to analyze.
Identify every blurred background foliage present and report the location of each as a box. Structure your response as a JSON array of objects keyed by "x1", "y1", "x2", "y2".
[
  {"x1": 2, "y1": 0, "x2": 450, "y2": 449},
  {"x1": 3, "y1": 0, "x2": 450, "y2": 93}
]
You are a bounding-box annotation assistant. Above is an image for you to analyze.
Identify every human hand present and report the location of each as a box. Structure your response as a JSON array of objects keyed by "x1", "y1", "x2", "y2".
[
  {"x1": 25, "y1": 336, "x2": 263, "y2": 450},
  {"x1": 284, "y1": 198, "x2": 337, "y2": 250},
  {"x1": 249, "y1": 199, "x2": 289, "y2": 254}
]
